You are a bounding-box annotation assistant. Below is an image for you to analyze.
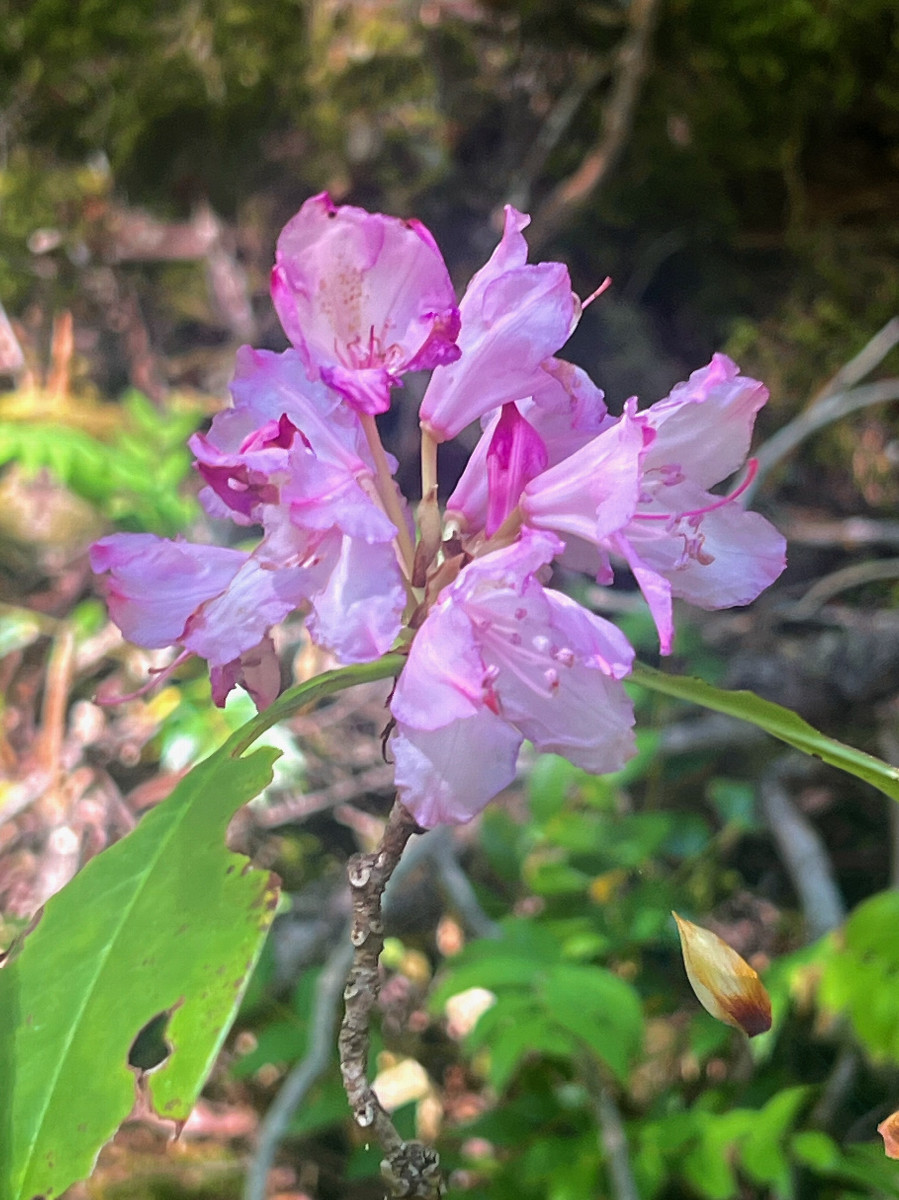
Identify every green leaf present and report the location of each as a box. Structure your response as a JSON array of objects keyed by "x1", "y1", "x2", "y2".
[
  {"x1": 680, "y1": 1117, "x2": 742, "y2": 1200},
  {"x1": 537, "y1": 964, "x2": 644, "y2": 1084},
  {"x1": 819, "y1": 891, "x2": 899, "y2": 1062},
  {"x1": 0, "y1": 655, "x2": 404, "y2": 1200},
  {"x1": 631, "y1": 662, "x2": 899, "y2": 803},
  {"x1": 789, "y1": 1130, "x2": 840, "y2": 1171},
  {"x1": 739, "y1": 1086, "x2": 810, "y2": 1192},
  {"x1": 0, "y1": 743, "x2": 279, "y2": 1200}
]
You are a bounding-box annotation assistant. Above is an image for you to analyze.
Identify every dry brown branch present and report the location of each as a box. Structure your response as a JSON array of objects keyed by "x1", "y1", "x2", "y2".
[
  {"x1": 791, "y1": 557, "x2": 899, "y2": 618},
  {"x1": 504, "y1": 56, "x2": 611, "y2": 217},
  {"x1": 527, "y1": 0, "x2": 662, "y2": 251},
  {"x1": 339, "y1": 800, "x2": 444, "y2": 1198},
  {"x1": 778, "y1": 511, "x2": 899, "y2": 550}
]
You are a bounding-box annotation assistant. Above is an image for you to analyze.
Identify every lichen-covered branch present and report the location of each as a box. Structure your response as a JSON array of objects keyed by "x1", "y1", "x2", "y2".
[{"x1": 339, "y1": 799, "x2": 444, "y2": 1199}]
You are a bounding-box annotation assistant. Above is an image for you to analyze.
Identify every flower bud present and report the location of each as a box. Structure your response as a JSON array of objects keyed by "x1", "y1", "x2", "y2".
[
  {"x1": 878, "y1": 1109, "x2": 899, "y2": 1159},
  {"x1": 673, "y1": 912, "x2": 772, "y2": 1037}
]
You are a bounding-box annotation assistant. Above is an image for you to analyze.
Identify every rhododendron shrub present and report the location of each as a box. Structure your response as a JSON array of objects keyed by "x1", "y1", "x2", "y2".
[{"x1": 91, "y1": 191, "x2": 786, "y2": 828}]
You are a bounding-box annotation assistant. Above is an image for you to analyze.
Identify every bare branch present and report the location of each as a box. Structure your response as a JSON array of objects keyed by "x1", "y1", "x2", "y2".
[
  {"x1": 339, "y1": 800, "x2": 444, "y2": 1199},
  {"x1": 760, "y1": 760, "x2": 845, "y2": 940},
  {"x1": 815, "y1": 317, "x2": 899, "y2": 402},
  {"x1": 778, "y1": 511, "x2": 899, "y2": 550},
  {"x1": 582, "y1": 1057, "x2": 640, "y2": 1200},
  {"x1": 528, "y1": 0, "x2": 662, "y2": 251},
  {"x1": 504, "y1": 57, "x2": 611, "y2": 217},
  {"x1": 746, "y1": 377, "x2": 899, "y2": 500},
  {"x1": 791, "y1": 557, "x2": 899, "y2": 619}
]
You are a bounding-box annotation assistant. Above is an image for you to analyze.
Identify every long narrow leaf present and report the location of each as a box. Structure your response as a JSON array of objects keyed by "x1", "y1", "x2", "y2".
[{"x1": 631, "y1": 661, "x2": 899, "y2": 802}]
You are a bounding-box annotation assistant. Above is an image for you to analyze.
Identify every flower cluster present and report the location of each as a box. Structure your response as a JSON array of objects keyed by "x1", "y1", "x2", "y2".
[{"x1": 91, "y1": 192, "x2": 786, "y2": 827}]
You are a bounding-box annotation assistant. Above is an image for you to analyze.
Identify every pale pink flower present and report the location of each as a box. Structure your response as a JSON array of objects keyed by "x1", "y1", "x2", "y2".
[
  {"x1": 271, "y1": 192, "x2": 460, "y2": 415},
  {"x1": 447, "y1": 356, "x2": 611, "y2": 534},
  {"x1": 605, "y1": 355, "x2": 786, "y2": 651},
  {"x1": 524, "y1": 356, "x2": 786, "y2": 652},
  {"x1": 192, "y1": 346, "x2": 398, "y2": 544},
  {"x1": 390, "y1": 528, "x2": 636, "y2": 826},
  {"x1": 419, "y1": 207, "x2": 579, "y2": 442},
  {"x1": 89, "y1": 534, "x2": 316, "y2": 706}
]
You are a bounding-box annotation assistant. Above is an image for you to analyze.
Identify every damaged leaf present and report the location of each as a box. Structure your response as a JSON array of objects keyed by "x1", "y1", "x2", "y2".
[{"x1": 0, "y1": 738, "x2": 280, "y2": 1200}]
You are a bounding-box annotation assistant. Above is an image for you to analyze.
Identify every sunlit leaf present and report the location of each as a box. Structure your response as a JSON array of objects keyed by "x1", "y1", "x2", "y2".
[
  {"x1": 632, "y1": 662, "x2": 899, "y2": 803},
  {"x1": 0, "y1": 743, "x2": 279, "y2": 1200},
  {"x1": 0, "y1": 654, "x2": 404, "y2": 1200}
]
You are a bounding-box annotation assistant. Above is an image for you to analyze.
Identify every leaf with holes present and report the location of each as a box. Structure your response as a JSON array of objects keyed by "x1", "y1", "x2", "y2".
[{"x1": 0, "y1": 740, "x2": 280, "y2": 1200}]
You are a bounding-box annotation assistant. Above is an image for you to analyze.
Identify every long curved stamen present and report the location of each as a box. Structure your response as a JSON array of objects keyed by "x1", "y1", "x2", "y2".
[
  {"x1": 635, "y1": 458, "x2": 759, "y2": 522},
  {"x1": 96, "y1": 648, "x2": 194, "y2": 705}
]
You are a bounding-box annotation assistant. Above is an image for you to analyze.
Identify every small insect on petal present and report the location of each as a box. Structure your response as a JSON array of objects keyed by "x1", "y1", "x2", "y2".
[
  {"x1": 673, "y1": 912, "x2": 772, "y2": 1037},
  {"x1": 878, "y1": 1109, "x2": 899, "y2": 1159}
]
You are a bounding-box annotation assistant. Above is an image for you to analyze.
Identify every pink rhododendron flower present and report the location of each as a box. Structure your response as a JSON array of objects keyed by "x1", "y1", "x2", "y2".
[
  {"x1": 192, "y1": 347, "x2": 401, "y2": 545},
  {"x1": 390, "y1": 529, "x2": 636, "y2": 826},
  {"x1": 419, "y1": 207, "x2": 579, "y2": 442},
  {"x1": 271, "y1": 192, "x2": 461, "y2": 415},
  {"x1": 447, "y1": 356, "x2": 611, "y2": 534},
  {"x1": 92, "y1": 193, "x2": 787, "y2": 824},
  {"x1": 91, "y1": 342, "x2": 410, "y2": 701},
  {"x1": 524, "y1": 356, "x2": 786, "y2": 652},
  {"x1": 89, "y1": 534, "x2": 315, "y2": 707}
]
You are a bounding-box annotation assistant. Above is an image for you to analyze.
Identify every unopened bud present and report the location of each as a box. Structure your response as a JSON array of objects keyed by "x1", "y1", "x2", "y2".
[
  {"x1": 673, "y1": 912, "x2": 772, "y2": 1037},
  {"x1": 878, "y1": 1109, "x2": 899, "y2": 1159}
]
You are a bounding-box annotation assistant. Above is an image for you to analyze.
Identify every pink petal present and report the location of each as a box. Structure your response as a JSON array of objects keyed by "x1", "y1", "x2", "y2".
[
  {"x1": 271, "y1": 192, "x2": 460, "y2": 414},
  {"x1": 392, "y1": 711, "x2": 522, "y2": 827},
  {"x1": 465, "y1": 580, "x2": 636, "y2": 773},
  {"x1": 183, "y1": 555, "x2": 315, "y2": 666},
  {"x1": 210, "y1": 635, "x2": 282, "y2": 709},
  {"x1": 522, "y1": 402, "x2": 651, "y2": 543},
  {"x1": 228, "y1": 347, "x2": 380, "y2": 473},
  {"x1": 644, "y1": 354, "x2": 769, "y2": 489},
  {"x1": 485, "y1": 403, "x2": 548, "y2": 536},
  {"x1": 419, "y1": 206, "x2": 577, "y2": 441},
  {"x1": 390, "y1": 601, "x2": 488, "y2": 730},
  {"x1": 626, "y1": 499, "x2": 787, "y2": 611},
  {"x1": 447, "y1": 358, "x2": 611, "y2": 533},
  {"x1": 90, "y1": 534, "x2": 248, "y2": 649},
  {"x1": 305, "y1": 536, "x2": 406, "y2": 663}
]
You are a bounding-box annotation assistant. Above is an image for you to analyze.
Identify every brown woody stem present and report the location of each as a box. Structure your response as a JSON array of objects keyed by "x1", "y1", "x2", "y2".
[{"x1": 339, "y1": 800, "x2": 444, "y2": 1198}]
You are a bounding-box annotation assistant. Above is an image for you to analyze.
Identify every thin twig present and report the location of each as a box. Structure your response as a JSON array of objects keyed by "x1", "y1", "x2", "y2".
[
  {"x1": 428, "y1": 828, "x2": 501, "y2": 940},
  {"x1": 808, "y1": 1043, "x2": 860, "y2": 1130},
  {"x1": 746, "y1": 377, "x2": 899, "y2": 499},
  {"x1": 339, "y1": 800, "x2": 444, "y2": 1198},
  {"x1": 814, "y1": 317, "x2": 899, "y2": 403},
  {"x1": 790, "y1": 557, "x2": 899, "y2": 619},
  {"x1": 760, "y1": 759, "x2": 845, "y2": 940},
  {"x1": 778, "y1": 512, "x2": 899, "y2": 550},
  {"x1": 243, "y1": 934, "x2": 355, "y2": 1200},
  {"x1": 582, "y1": 1056, "x2": 640, "y2": 1200},
  {"x1": 504, "y1": 57, "x2": 611, "y2": 216},
  {"x1": 392, "y1": 826, "x2": 501, "y2": 940},
  {"x1": 528, "y1": 0, "x2": 662, "y2": 250}
]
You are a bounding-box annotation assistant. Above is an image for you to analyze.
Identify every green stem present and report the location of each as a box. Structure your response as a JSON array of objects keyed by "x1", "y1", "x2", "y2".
[
  {"x1": 360, "y1": 413, "x2": 416, "y2": 572},
  {"x1": 227, "y1": 653, "x2": 406, "y2": 758}
]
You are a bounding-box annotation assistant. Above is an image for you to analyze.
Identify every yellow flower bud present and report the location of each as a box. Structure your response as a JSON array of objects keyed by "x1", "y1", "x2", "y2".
[{"x1": 673, "y1": 912, "x2": 772, "y2": 1037}]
